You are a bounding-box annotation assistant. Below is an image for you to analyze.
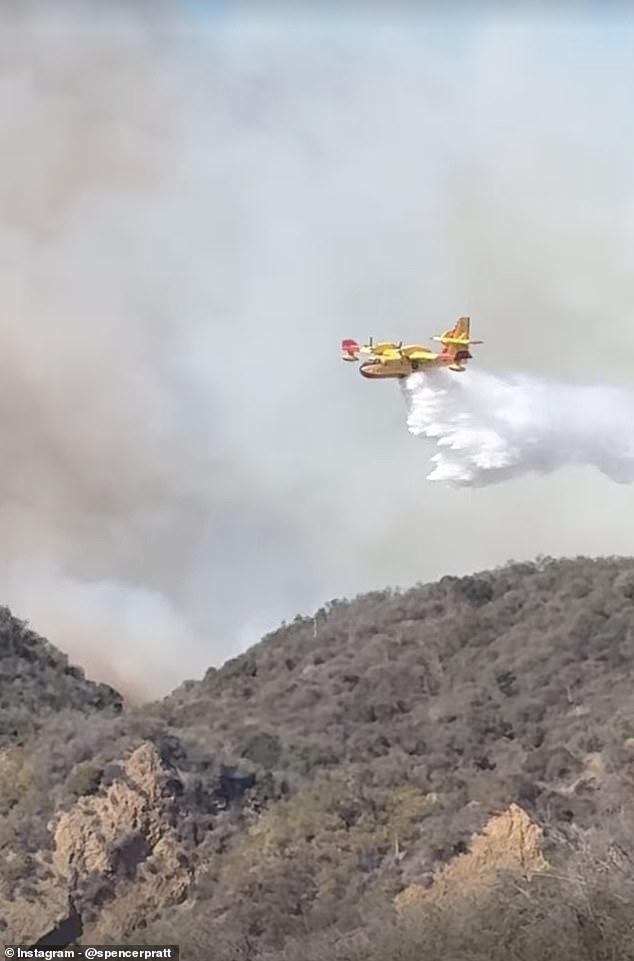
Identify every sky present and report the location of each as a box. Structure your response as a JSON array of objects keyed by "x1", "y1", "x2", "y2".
[{"x1": 0, "y1": 1, "x2": 633, "y2": 697}]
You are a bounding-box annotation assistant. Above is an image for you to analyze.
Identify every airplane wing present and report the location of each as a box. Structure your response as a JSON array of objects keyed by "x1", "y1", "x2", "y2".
[
  {"x1": 365, "y1": 341, "x2": 401, "y2": 355},
  {"x1": 400, "y1": 346, "x2": 438, "y2": 360}
]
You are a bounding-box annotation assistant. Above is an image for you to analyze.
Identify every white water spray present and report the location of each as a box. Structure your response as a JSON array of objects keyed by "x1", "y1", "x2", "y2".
[{"x1": 402, "y1": 368, "x2": 634, "y2": 487}]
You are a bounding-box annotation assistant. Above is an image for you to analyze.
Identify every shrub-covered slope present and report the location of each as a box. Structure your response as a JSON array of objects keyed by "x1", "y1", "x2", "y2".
[
  {"x1": 0, "y1": 606, "x2": 123, "y2": 745},
  {"x1": 159, "y1": 554, "x2": 634, "y2": 820},
  {"x1": 3, "y1": 555, "x2": 634, "y2": 957},
  {"x1": 138, "y1": 555, "x2": 634, "y2": 954}
]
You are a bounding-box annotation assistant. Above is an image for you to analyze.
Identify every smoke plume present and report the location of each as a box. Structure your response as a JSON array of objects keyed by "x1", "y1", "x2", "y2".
[
  {"x1": 402, "y1": 368, "x2": 634, "y2": 487},
  {"x1": 0, "y1": 5, "x2": 633, "y2": 698}
]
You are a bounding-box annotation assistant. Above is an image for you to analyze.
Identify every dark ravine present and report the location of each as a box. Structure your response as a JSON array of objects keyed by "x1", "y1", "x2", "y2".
[{"x1": 32, "y1": 897, "x2": 83, "y2": 949}]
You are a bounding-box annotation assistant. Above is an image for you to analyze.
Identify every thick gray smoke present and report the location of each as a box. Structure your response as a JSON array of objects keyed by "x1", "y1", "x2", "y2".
[
  {"x1": 402, "y1": 368, "x2": 634, "y2": 486},
  {"x1": 0, "y1": 4, "x2": 633, "y2": 698}
]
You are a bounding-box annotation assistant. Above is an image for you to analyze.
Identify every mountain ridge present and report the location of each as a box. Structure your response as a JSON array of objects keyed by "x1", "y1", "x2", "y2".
[{"x1": 2, "y1": 553, "x2": 634, "y2": 958}]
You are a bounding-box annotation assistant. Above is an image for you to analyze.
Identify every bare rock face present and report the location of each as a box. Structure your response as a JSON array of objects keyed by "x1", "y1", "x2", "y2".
[
  {"x1": 52, "y1": 742, "x2": 191, "y2": 942},
  {"x1": 395, "y1": 803, "x2": 548, "y2": 913},
  {"x1": 0, "y1": 878, "x2": 74, "y2": 946},
  {"x1": 0, "y1": 742, "x2": 191, "y2": 946}
]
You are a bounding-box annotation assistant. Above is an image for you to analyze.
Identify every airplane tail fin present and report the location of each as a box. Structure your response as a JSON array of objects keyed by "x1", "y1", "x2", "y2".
[
  {"x1": 341, "y1": 338, "x2": 360, "y2": 361},
  {"x1": 431, "y1": 316, "x2": 483, "y2": 350}
]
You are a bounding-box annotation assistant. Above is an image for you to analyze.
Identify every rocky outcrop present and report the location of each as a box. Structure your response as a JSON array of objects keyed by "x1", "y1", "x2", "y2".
[
  {"x1": 395, "y1": 803, "x2": 548, "y2": 913},
  {"x1": 0, "y1": 878, "x2": 73, "y2": 946},
  {"x1": 0, "y1": 742, "x2": 192, "y2": 945},
  {"x1": 53, "y1": 742, "x2": 191, "y2": 941}
]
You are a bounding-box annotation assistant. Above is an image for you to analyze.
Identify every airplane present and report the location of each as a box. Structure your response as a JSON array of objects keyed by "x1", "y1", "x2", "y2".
[{"x1": 341, "y1": 316, "x2": 483, "y2": 380}]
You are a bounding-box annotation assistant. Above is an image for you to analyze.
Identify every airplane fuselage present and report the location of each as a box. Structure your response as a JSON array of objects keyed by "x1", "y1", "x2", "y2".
[{"x1": 359, "y1": 350, "x2": 470, "y2": 379}]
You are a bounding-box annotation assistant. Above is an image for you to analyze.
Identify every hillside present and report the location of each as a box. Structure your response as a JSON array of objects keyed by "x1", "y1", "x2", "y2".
[
  {"x1": 2, "y1": 555, "x2": 634, "y2": 958},
  {"x1": 0, "y1": 606, "x2": 123, "y2": 745}
]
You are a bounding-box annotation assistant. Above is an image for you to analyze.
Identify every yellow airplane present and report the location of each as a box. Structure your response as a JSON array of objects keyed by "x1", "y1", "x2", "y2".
[{"x1": 341, "y1": 316, "x2": 483, "y2": 379}]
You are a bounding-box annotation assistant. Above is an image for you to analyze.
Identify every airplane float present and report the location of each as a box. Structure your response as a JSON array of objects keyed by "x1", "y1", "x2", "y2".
[{"x1": 341, "y1": 316, "x2": 482, "y2": 379}]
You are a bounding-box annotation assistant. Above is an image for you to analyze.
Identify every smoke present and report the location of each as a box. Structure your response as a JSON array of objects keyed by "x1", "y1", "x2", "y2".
[
  {"x1": 402, "y1": 368, "x2": 634, "y2": 487},
  {"x1": 2, "y1": 560, "x2": 201, "y2": 702},
  {"x1": 0, "y1": 4, "x2": 633, "y2": 698}
]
